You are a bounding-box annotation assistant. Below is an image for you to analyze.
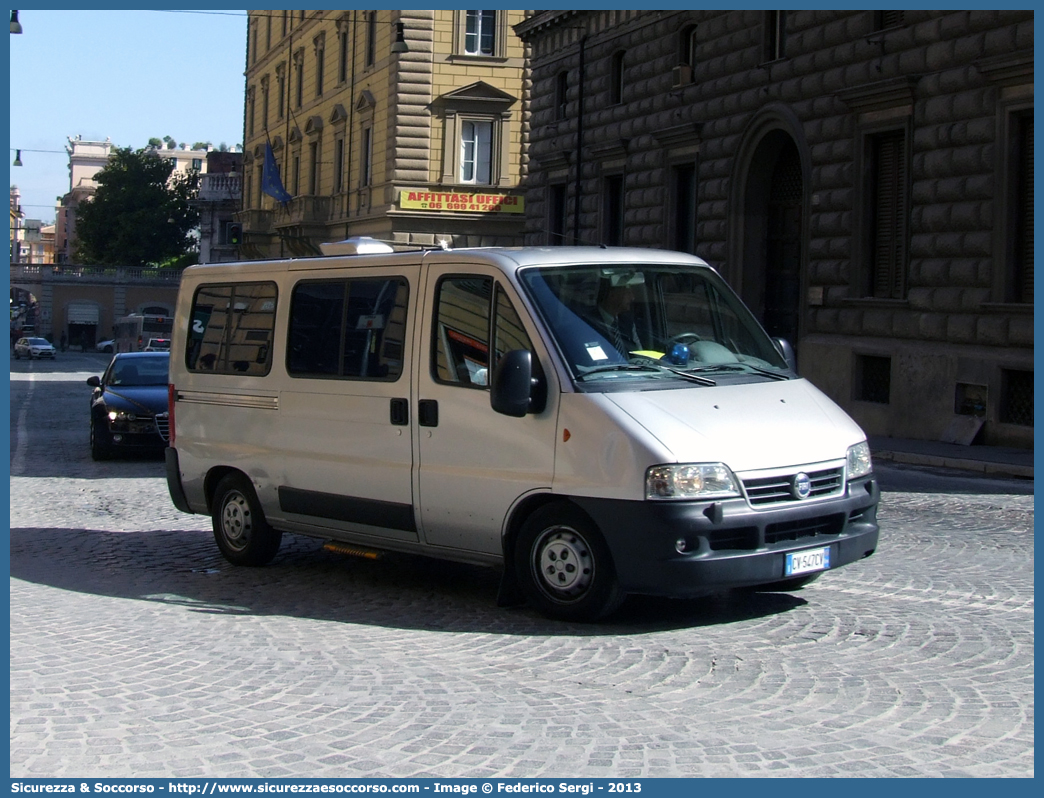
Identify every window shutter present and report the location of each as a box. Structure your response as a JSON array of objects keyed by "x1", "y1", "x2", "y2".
[{"x1": 871, "y1": 130, "x2": 906, "y2": 299}]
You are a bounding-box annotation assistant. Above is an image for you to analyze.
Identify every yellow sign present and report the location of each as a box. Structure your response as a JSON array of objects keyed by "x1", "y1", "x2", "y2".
[{"x1": 400, "y1": 190, "x2": 524, "y2": 214}]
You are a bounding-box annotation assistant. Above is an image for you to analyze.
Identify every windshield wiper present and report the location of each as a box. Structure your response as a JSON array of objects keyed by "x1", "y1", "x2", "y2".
[
  {"x1": 685, "y1": 363, "x2": 790, "y2": 381},
  {"x1": 576, "y1": 363, "x2": 716, "y2": 385}
]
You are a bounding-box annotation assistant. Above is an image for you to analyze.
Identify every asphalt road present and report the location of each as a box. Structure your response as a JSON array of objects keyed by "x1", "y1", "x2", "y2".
[{"x1": 9, "y1": 352, "x2": 1035, "y2": 778}]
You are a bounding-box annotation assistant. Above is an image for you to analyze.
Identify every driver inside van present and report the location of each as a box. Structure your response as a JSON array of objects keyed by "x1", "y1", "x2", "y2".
[{"x1": 588, "y1": 276, "x2": 643, "y2": 355}]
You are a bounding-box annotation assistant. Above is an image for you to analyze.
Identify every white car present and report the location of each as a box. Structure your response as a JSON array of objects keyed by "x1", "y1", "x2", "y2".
[
  {"x1": 96, "y1": 339, "x2": 115, "y2": 353},
  {"x1": 144, "y1": 338, "x2": 171, "y2": 352},
  {"x1": 14, "y1": 337, "x2": 57, "y2": 360}
]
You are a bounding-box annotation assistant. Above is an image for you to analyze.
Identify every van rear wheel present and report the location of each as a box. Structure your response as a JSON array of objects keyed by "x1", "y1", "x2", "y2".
[
  {"x1": 515, "y1": 503, "x2": 625, "y2": 622},
  {"x1": 212, "y1": 473, "x2": 282, "y2": 566}
]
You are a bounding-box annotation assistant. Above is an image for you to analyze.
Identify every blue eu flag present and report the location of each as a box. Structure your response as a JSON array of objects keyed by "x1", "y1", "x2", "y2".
[{"x1": 262, "y1": 142, "x2": 293, "y2": 203}]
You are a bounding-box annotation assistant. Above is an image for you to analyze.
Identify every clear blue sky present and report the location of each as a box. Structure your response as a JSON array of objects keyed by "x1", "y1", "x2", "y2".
[{"x1": 9, "y1": 9, "x2": 248, "y2": 224}]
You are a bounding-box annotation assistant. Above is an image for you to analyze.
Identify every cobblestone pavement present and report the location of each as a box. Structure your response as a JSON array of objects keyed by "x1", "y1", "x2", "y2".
[{"x1": 10, "y1": 354, "x2": 1034, "y2": 778}]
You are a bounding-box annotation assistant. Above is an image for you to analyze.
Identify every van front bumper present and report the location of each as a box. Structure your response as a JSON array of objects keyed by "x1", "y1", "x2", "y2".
[{"x1": 571, "y1": 476, "x2": 879, "y2": 597}]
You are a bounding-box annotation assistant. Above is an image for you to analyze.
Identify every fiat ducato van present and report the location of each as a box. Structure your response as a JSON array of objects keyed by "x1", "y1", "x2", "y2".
[{"x1": 165, "y1": 242, "x2": 879, "y2": 621}]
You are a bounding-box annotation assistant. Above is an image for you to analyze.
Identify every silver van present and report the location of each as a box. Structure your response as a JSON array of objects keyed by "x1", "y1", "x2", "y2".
[{"x1": 165, "y1": 243, "x2": 879, "y2": 621}]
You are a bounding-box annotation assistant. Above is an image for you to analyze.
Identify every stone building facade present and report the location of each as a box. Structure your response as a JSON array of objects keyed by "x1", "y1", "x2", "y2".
[
  {"x1": 515, "y1": 10, "x2": 1033, "y2": 449},
  {"x1": 239, "y1": 10, "x2": 528, "y2": 258}
]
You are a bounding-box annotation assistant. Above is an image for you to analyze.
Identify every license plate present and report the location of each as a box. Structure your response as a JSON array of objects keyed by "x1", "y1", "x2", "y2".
[{"x1": 785, "y1": 546, "x2": 831, "y2": 576}]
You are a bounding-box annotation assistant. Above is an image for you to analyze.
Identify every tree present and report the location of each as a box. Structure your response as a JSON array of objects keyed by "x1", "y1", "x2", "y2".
[{"x1": 74, "y1": 147, "x2": 200, "y2": 269}]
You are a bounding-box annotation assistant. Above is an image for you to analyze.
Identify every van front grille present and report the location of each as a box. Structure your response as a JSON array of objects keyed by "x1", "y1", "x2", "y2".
[
  {"x1": 765, "y1": 513, "x2": 845, "y2": 545},
  {"x1": 741, "y1": 466, "x2": 844, "y2": 507}
]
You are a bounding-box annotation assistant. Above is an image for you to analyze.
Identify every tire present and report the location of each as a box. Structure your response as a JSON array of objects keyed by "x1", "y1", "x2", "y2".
[
  {"x1": 89, "y1": 418, "x2": 112, "y2": 461},
  {"x1": 212, "y1": 473, "x2": 282, "y2": 566},
  {"x1": 514, "y1": 503, "x2": 625, "y2": 622}
]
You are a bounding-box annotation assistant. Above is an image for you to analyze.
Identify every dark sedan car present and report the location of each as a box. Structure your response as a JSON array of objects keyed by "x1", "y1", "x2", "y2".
[{"x1": 87, "y1": 352, "x2": 170, "y2": 460}]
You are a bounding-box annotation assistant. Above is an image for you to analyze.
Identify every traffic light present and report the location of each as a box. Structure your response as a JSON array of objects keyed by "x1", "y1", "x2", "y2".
[{"x1": 228, "y1": 222, "x2": 243, "y2": 246}]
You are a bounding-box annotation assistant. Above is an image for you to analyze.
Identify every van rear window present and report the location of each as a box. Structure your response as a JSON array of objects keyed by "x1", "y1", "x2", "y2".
[
  {"x1": 287, "y1": 277, "x2": 409, "y2": 381},
  {"x1": 187, "y1": 282, "x2": 278, "y2": 375}
]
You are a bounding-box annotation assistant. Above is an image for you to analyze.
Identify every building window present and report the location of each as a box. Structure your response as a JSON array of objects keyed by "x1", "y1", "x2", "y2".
[
  {"x1": 314, "y1": 36, "x2": 325, "y2": 98},
  {"x1": 261, "y1": 78, "x2": 270, "y2": 131},
  {"x1": 674, "y1": 25, "x2": 697, "y2": 86},
  {"x1": 191, "y1": 158, "x2": 203, "y2": 171},
  {"x1": 610, "y1": 51, "x2": 625, "y2": 105},
  {"x1": 460, "y1": 120, "x2": 493, "y2": 184},
  {"x1": 672, "y1": 163, "x2": 697, "y2": 254},
  {"x1": 339, "y1": 27, "x2": 349, "y2": 83},
  {"x1": 265, "y1": 16, "x2": 271, "y2": 51},
  {"x1": 366, "y1": 12, "x2": 377, "y2": 67},
  {"x1": 309, "y1": 142, "x2": 320, "y2": 195},
  {"x1": 549, "y1": 184, "x2": 568, "y2": 245},
  {"x1": 1010, "y1": 112, "x2": 1033, "y2": 303},
  {"x1": 247, "y1": 88, "x2": 256, "y2": 137},
  {"x1": 251, "y1": 22, "x2": 258, "y2": 65},
  {"x1": 276, "y1": 64, "x2": 286, "y2": 120},
  {"x1": 281, "y1": 11, "x2": 288, "y2": 38},
  {"x1": 333, "y1": 138, "x2": 345, "y2": 194},
  {"x1": 764, "y1": 11, "x2": 786, "y2": 62},
  {"x1": 294, "y1": 51, "x2": 304, "y2": 108},
  {"x1": 465, "y1": 10, "x2": 497, "y2": 56},
  {"x1": 855, "y1": 355, "x2": 891, "y2": 404},
  {"x1": 361, "y1": 128, "x2": 373, "y2": 186},
  {"x1": 292, "y1": 153, "x2": 301, "y2": 196},
  {"x1": 874, "y1": 11, "x2": 905, "y2": 30},
  {"x1": 555, "y1": 71, "x2": 569, "y2": 120},
  {"x1": 603, "y1": 175, "x2": 624, "y2": 246},
  {"x1": 868, "y1": 129, "x2": 907, "y2": 299}
]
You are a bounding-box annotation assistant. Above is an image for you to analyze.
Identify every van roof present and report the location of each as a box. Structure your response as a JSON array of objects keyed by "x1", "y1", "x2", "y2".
[{"x1": 187, "y1": 246, "x2": 711, "y2": 278}]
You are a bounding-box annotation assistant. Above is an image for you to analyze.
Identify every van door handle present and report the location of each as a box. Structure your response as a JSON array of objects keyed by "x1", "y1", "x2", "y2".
[
  {"x1": 418, "y1": 399, "x2": 438, "y2": 427},
  {"x1": 390, "y1": 398, "x2": 409, "y2": 426}
]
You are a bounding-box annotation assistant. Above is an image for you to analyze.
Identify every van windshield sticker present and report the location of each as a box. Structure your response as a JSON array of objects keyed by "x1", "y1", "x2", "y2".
[{"x1": 585, "y1": 343, "x2": 609, "y2": 361}]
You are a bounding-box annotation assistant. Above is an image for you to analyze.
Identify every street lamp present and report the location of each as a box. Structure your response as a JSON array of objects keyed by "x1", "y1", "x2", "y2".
[
  {"x1": 10, "y1": 10, "x2": 22, "y2": 34},
  {"x1": 391, "y1": 22, "x2": 408, "y2": 53},
  {"x1": 12, "y1": 149, "x2": 22, "y2": 166}
]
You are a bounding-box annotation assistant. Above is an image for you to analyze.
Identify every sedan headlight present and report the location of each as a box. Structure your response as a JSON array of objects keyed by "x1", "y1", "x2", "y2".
[
  {"x1": 847, "y1": 441, "x2": 872, "y2": 479},
  {"x1": 646, "y1": 463, "x2": 740, "y2": 501},
  {"x1": 107, "y1": 410, "x2": 137, "y2": 422}
]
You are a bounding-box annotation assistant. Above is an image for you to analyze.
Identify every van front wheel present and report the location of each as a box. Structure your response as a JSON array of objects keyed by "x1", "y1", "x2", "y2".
[
  {"x1": 515, "y1": 503, "x2": 625, "y2": 622},
  {"x1": 212, "y1": 474, "x2": 282, "y2": 566}
]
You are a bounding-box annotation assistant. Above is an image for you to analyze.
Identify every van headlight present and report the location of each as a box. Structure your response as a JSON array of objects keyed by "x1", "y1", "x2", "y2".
[
  {"x1": 847, "y1": 441, "x2": 872, "y2": 479},
  {"x1": 646, "y1": 463, "x2": 740, "y2": 501}
]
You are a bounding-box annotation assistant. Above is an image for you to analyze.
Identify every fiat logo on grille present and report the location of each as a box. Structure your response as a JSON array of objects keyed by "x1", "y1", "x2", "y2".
[{"x1": 792, "y1": 472, "x2": 812, "y2": 500}]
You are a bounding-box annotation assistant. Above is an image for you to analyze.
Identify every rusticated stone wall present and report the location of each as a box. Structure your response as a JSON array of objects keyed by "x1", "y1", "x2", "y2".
[{"x1": 517, "y1": 10, "x2": 1033, "y2": 447}]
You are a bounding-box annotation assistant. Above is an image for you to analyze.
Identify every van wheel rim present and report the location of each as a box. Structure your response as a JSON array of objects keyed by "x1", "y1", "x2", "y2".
[
  {"x1": 220, "y1": 492, "x2": 252, "y2": 551},
  {"x1": 533, "y1": 527, "x2": 594, "y2": 600}
]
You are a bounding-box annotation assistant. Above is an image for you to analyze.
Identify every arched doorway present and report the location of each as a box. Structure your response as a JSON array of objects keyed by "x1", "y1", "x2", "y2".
[{"x1": 736, "y1": 124, "x2": 805, "y2": 355}]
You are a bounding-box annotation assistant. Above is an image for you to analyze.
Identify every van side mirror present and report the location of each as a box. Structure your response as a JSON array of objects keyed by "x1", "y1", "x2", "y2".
[
  {"x1": 491, "y1": 350, "x2": 545, "y2": 417},
  {"x1": 774, "y1": 338, "x2": 798, "y2": 374}
]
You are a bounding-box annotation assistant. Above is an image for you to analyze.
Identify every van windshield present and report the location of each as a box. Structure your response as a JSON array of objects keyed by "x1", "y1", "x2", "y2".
[{"x1": 519, "y1": 263, "x2": 790, "y2": 387}]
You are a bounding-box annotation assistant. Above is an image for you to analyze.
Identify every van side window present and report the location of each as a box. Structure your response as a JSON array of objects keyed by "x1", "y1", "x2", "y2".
[
  {"x1": 433, "y1": 276, "x2": 493, "y2": 387},
  {"x1": 494, "y1": 287, "x2": 534, "y2": 366},
  {"x1": 287, "y1": 277, "x2": 409, "y2": 380},
  {"x1": 187, "y1": 282, "x2": 277, "y2": 375}
]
